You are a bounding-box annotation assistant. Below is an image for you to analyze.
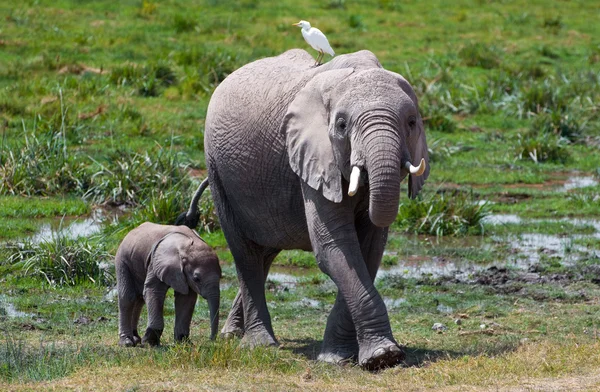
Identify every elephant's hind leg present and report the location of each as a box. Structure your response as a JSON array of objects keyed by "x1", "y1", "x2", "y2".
[
  {"x1": 229, "y1": 239, "x2": 280, "y2": 347},
  {"x1": 317, "y1": 294, "x2": 358, "y2": 364},
  {"x1": 222, "y1": 290, "x2": 244, "y2": 339},
  {"x1": 222, "y1": 250, "x2": 279, "y2": 339},
  {"x1": 209, "y1": 166, "x2": 279, "y2": 347}
]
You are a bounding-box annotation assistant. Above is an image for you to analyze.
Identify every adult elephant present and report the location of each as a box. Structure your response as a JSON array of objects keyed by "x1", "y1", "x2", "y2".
[{"x1": 203, "y1": 49, "x2": 429, "y2": 370}]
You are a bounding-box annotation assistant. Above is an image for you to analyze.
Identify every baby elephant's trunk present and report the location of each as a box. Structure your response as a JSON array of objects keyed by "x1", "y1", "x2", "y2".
[{"x1": 207, "y1": 292, "x2": 220, "y2": 340}]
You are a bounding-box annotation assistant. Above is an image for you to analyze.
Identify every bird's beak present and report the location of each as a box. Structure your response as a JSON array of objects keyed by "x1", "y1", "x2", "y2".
[{"x1": 292, "y1": 22, "x2": 300, "y2": 26}]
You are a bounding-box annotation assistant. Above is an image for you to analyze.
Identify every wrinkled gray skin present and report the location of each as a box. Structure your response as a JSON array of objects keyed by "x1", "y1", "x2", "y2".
[
  {"x1": 203, "y1": 49, "x2": 429, "y2": 370},
  {"x1": 115, "y1": 222, "x2": 221, "y2": 347}
]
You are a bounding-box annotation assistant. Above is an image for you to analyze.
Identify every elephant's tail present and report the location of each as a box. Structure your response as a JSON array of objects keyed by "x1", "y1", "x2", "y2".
[{"x1": 175, "y1": 177, "x2": 209, "y2": 229}]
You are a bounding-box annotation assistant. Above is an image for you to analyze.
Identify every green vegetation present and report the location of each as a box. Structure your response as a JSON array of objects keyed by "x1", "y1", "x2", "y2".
[
  {"x1": 395, "y1": 190, "x2": 490, "y2": 236},
  {"x1": 1, "y1": 0, "x2": 600, "y2": 389}
]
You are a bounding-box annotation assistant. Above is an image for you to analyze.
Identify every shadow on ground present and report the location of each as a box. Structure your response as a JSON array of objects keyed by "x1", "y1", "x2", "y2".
[{"x1": 281, "y1": 338, "x2": 520, "y2": 368}]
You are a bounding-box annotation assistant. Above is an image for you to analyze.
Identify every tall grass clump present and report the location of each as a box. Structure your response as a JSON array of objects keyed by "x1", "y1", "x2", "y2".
[
  {"x1": 531, "y1": 111, "x2": 583, "y2": 141},
  {"x1": 0, "y1": 120, "x2": 90, "y2": 196},
  {"x1": 395, "y1": 191, "x2": 490, "y2": 236},
  {"x1": 175, "y1": 46, "x2": 242, "y2": 88},
  {"x1": 10, "y1": 232, "x2": 114, "y2": 286},
  {"x1": 109, "y1": 62, "x2": 177, "y2": 97},
  {"x1": 421, "y1": 104, "x2": 457, "y2": 133},
  {"x1": 84, "y1": 143, "x2": 191, "y2": 207},
  {"x1": 173, "y1": 15, "x2": 197, "y2": 33},
  {"x1": 458, "y1": 43, "x2": 502, "y2": 69},
  {"x1": 514, "y1": 130, "x2": 570, "y2": 164}
]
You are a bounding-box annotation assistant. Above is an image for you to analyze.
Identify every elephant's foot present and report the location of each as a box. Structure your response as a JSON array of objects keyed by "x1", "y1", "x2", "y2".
[
  {"x1": 318, "y1": 334, "x2": 358, "y2": 365},
  {"x1": 175, "y1": 333, "x2": 191, "y2": 343},
  {"x1": 358, "y1": 340, "x2": 404, "y2": 371},
  {"x1": 317, "y1": 350, "x2": 356, "y2": 365},
  {"x1": 240, "y1": 328, "x2": 278, "y2": 348},
  {"x1": 142, "y1": 328, "x2": 163, "y2": 347},
  {"x1": 118, "y1": 334, "x2": 137, "y2": 347},
  {"x1": 220, "y1": 323, "x2": 244, "y2": 340},
  {"x1": 132, "y1": 329, "x2": 141, "y2": 346}
]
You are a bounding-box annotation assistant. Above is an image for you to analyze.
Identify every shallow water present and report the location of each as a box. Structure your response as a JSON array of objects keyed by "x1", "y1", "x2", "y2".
[
  {"x1": 563, "y1": 176, "x2": 598, "y2": 191},
  {"x1": 378, "y1": 214, "x2": 600, "y2": 280},
  {"x1": 0, "y1": 295, "x2": 32, "y2": 318},
  {"x1": 482, "y1": 214, "x2": 522, "y2": 225},
  {"x1": 30, "y1": 209, "x2": 112, "y2": 243}
]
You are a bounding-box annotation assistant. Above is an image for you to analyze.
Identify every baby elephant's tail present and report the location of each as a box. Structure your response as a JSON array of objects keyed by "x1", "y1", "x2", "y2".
[{"x1": 175, "y1": 177, "x2": 209, "y2": 229}]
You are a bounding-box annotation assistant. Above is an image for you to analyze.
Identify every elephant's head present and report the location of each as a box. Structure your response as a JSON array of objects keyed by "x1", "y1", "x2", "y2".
[
  {"x1": 151, "y1": 233, "x2": 221, "y2": 339},
  {"x1": 282, "y1": 61, "x2": 429, "y2": 227}
]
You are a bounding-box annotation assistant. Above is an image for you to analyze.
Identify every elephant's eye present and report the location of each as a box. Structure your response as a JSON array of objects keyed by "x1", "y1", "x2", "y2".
[
  {"x1": 408, "y1": 115, "x2": 417, "y2": 129},
  {"x1": 336, "y1": 117, "x2": 347, "y2": 133}
]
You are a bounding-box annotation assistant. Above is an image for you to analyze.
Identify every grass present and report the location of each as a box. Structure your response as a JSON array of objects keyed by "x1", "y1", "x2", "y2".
[
  {"x1": 1, "y1": 0, "x2": 600, "y2": 389},
  {"x1": 395, "y1": 190, "x2": 491, "y2": 236},
  {"x1": 8, "y1": 232, "x2": 114, "y2": 286}
]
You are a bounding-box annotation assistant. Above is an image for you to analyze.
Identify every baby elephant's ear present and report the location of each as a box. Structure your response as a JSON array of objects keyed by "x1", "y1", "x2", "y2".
[
  {"x1": 151, "y1": 233, "x2": 189, "y2": 295},
  {"x1": 281, "y1": 68, "x2": 354, "y2": 203}
]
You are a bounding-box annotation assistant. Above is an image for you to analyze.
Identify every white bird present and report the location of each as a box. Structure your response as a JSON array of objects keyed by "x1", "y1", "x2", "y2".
[{"x1": 293, "y1": 20, "x2": 335, "y2": 66}]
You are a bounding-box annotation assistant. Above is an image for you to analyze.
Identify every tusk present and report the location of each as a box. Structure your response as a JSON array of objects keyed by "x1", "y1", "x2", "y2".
[
  {"x1": 348, "y1": 166, "x2": 361, "y2": 196},
  {"x1": 405, "y1": 158, "x2": 426, "y2": 176}
]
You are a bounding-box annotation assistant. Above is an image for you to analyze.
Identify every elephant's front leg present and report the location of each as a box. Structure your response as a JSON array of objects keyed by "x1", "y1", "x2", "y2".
[
  {"x1": 174, "y1": 292, "x2": 198, "y2": 342},
  {"x1": 142, "y1": 282, "x2": 168, "y2": 346},
  {"x1": 319, "y1": 210, "x2": 396, "y2": 365},
  {"x1": 303, "y1": 185, "x2": 402, "y2": 370}
]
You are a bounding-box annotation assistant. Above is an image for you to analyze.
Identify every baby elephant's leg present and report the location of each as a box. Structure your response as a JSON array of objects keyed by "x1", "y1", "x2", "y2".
[
  {"x1": 131, "y1": 297, "x2": 144, "y2": 345},
  {"x1": 174, "y1": 292, "x2": 198, "y2": 342},
  {"x1": 117, "y1": 268, "x2": 140, "y2": 347},
  {"x1": 142, "y1": 284, "x2": 168, "y2": 346}
]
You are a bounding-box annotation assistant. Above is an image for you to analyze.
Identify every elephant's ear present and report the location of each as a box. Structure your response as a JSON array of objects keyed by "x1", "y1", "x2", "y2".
[
  {"x1": 281, "y1": 68, "x2": 354, "y2": 203},
  {"x1": 150, "y1": 233, "x2": 190, "y2": 295},
  {"x1": 385, "y1": 70, "x2": 430, "y2": 199}
]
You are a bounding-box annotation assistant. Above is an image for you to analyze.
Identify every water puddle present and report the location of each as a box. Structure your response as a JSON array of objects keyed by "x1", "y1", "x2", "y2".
[
  {"x1": 0, "y1": 295, "x2": 33, "y2": 318},
  {"x1": 436, "y1": 303, "x2": 454, "y2": 314},
  {"x1": 482, "y1": 214, "x2": 522, "y2": 225},
  {"x1": 266, "y1": 272, "x2": 301, "y2": 290},
  {"x1": 378, "y1": 214, "x2": 600, "y2": 281},
  {"x1": 30, "y1": 208, "x2": 123, "y2": 243},
  {"x1": 384, "y1": 297, "x2": 407, "y2": 309},
  {"x1": 563, "y1": 176, "x2": 598, "y2": 191},
  {"x1": 31, "y1": 210, "x2": 101, "y2": 243},
  {"x1": 379, "y1": 255, "x2": 483, "y2": 280}
]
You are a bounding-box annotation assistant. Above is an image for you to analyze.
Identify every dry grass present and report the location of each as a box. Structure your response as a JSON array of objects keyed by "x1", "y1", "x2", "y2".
[{"x1": 3, "y1": 341, "x2": 599, "y2": 391}]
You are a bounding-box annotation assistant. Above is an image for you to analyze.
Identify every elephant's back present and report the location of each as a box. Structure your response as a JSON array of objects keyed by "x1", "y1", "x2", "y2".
[
  {"x1": 203, "y1": 50, "x2": 316, "y2": 250},
  {"x1": 205, "y1": 49, "x2": 315, "y2": 147}
]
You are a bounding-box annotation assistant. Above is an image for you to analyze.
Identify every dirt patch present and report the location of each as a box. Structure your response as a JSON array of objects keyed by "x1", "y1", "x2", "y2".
[{"x1": 57, "y1": 64, "x2": 107, "y2": 75}]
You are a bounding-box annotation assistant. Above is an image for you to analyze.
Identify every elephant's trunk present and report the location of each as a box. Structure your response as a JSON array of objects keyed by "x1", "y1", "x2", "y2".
[
  {"x1": 363, "y1": 128, "x2": 404, "y2": 228},
  {"x1": 207, "y1": 291, "x2": 220, "y2": 340}
]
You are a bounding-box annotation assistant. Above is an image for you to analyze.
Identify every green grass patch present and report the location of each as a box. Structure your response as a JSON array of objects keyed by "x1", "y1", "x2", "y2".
[
  {"x1": 8, "y1": 234, "x2": 114, "y2": 286},
  {"x1": 0, "y1": 196, "x2": 89, "y2": 218},
  {"x1": 395, "y1": 190, "x2": 491, "y2": 236}
]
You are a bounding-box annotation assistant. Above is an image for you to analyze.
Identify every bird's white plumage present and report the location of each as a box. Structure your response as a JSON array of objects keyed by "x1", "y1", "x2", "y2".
[
  {"x1": 301, "y1": 25, "x2": 335, "y2": 56},
  {"x1": 294, "y1": 20, "x2": 335, "y2": 62}
]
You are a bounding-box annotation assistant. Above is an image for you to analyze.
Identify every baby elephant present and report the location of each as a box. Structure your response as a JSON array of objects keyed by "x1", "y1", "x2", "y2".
[{"x1": 115, "y1": 222, "x2": 221, "y2": 347}]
